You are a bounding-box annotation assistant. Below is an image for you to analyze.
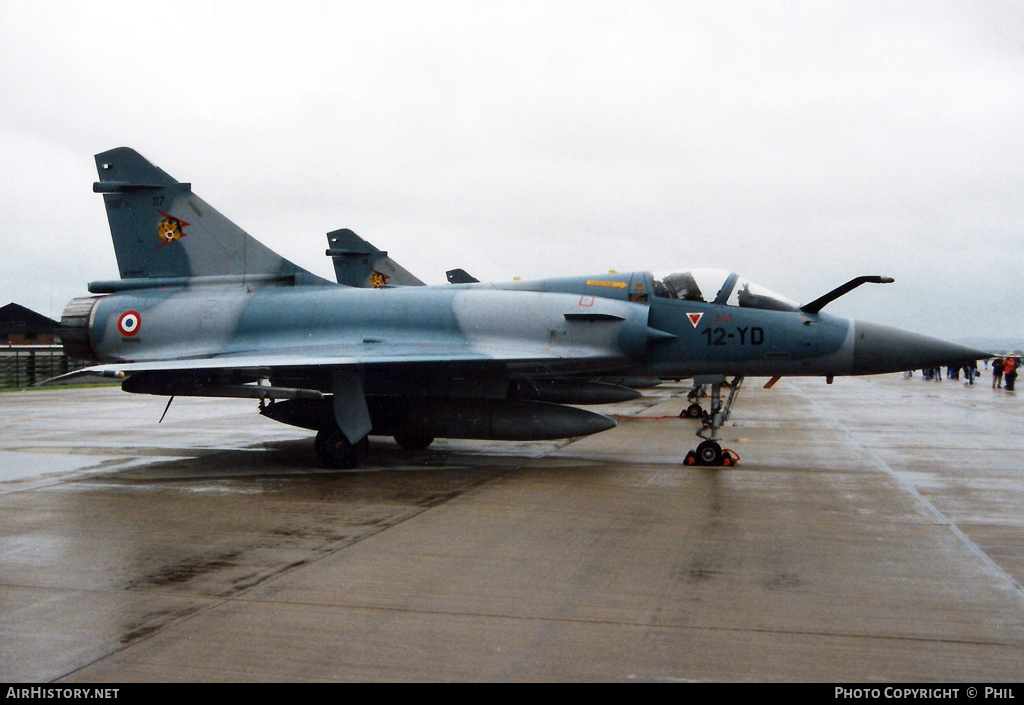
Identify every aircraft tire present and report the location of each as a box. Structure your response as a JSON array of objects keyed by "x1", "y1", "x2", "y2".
[
  {"x1": 695, "y1": 440, "x2": 723, "y2": 466},
  {"x1": 316, "y1": 427, "x2": 369, "y2": 469},
  {"x1": 393, "y1": 429, "x2": 435, "y2": 450},
  {"x1": 682, "y1": 403, "x2": 703, "y2": 419}
]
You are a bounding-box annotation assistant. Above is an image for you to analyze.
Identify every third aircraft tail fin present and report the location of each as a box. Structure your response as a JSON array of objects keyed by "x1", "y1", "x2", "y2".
[{"x1": 325, "y1": 228, "x2": 426, "y2": 288}]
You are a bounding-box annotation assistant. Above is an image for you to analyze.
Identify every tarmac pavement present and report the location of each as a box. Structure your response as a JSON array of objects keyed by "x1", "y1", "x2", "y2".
[{"x1": 1, "y1": 374, "x2": 1022, "y2": 682}]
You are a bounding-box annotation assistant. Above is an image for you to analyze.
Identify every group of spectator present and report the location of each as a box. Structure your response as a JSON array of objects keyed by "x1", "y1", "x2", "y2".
[
  {"x1": 991, "y1": 356, "x2": 1021, "y2": 391},
  {"x1": 912, "y1": 356, "x2": 1020, "y2": 390}
]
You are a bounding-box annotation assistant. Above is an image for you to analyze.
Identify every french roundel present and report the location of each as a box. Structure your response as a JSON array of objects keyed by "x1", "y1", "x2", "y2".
[{"x1": 117, "y1": 311, "x2": 141, "y2": 337}]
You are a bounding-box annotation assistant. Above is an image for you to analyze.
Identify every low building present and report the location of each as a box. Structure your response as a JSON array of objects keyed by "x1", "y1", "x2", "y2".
[
  {"x1": 1, "y1": 303, "x2": 59, "y2": 345},
  {"x1": 1, "y1": 303, "x2": 90, "y2": 388}
]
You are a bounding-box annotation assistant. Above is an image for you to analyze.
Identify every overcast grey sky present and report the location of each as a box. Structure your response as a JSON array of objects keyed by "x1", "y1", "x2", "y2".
[{"x1": 1, "y1": 0, "x2": 1022, "y2": 342}]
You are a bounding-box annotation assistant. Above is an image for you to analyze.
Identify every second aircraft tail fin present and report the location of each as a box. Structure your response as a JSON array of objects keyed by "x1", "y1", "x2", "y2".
[{"x1": 325, "y1": 228, "x2": 425, "y2": 288}]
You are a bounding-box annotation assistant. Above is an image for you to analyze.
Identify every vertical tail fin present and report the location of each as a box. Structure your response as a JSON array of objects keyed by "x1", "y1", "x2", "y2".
[
  {"x1": 325, "y1": 228, "x2": 425, "y2": 288},
  {"x1": 445, "y1": 268, "x2": 480, "y2": 284},
  {"x1": 94, "y1": 147, "x2": 323, "y2": 282}
]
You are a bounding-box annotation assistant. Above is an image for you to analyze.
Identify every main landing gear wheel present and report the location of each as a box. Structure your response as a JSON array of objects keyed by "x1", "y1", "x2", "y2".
[
  {"x1": 393, "y1": 429, "x2": 435, "y2": 450},
  {"x1": 315, "y1": 425, "x2": 369, "y2": 469}
]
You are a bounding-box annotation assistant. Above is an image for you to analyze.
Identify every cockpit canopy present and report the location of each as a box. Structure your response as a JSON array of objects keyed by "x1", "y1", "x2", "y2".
[{"x1": 652, "y1": 269, "x2": 800, "y2": 312}]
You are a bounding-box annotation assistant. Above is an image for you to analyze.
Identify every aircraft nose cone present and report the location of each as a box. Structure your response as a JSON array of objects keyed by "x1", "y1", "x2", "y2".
[{"x1": 852, "y1": 321, "x2": 991, "y2": 375}]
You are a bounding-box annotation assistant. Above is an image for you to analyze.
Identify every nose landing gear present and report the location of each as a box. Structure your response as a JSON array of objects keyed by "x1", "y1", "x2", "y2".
[{"x1": 682, "y1": 376, "x2": 743, "y2": 466}]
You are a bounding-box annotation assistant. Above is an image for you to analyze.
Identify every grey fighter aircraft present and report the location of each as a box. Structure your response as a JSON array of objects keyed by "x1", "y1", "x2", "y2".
[{"x1": 55, "y1": 147, "x2": 988, "y2": 468}]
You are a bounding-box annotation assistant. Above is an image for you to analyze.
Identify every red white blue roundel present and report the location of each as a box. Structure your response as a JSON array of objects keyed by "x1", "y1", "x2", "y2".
[{"x1": 117, "y1": 311, "x2": 141, "y2": 337}]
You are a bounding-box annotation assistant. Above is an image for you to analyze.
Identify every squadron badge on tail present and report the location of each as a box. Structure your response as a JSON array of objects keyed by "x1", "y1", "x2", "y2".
[{"x1": 156, "y1": 211, "x2": 190, "y2": 248}]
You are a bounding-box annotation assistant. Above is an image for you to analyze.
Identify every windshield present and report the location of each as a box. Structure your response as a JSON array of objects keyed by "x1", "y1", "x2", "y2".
[{"x1": 652, "y1": 268, "x2": 799, "y2": 312}]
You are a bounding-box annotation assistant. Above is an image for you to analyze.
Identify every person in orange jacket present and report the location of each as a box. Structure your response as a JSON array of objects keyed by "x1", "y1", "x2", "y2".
[{"x1": 1003, "y1": 356, "x2": 1019, "y2": 391}]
